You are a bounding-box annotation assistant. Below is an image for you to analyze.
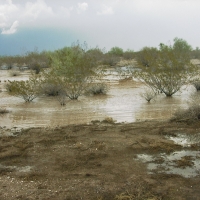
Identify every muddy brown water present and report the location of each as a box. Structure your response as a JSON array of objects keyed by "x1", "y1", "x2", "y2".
[{"x1": 0, "y1": 69, "x2": 196, "y2": 129}]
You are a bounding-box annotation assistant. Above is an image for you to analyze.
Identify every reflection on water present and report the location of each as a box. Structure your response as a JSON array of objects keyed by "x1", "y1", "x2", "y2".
[{"x1": 0, "y1": 70, "x2": 196, "y2": 128}]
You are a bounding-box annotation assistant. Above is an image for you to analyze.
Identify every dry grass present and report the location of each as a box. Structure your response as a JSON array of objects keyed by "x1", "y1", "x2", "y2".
[
  {"x1": 171, "y1": 104, "x2": 200, "y2": 122},
  {"x1": 171, "y1": 93, "x2": 200, "y2": 122}
]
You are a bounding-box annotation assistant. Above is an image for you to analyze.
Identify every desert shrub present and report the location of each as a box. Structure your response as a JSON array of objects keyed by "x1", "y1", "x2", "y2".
[
  {"x1": 57, "y1": 93, "x2": 67, "y2": 106},
  {"x1": 134, "y1": 38, "x2": 196, "y2": 97},
  {"x1": 85, "y1": 83, "x2": 108, "y2": 95},
  {"x1": 108, "y1": 46, "x2": 124, "y2": 57},
  {"x1": 102, "y1": 117, "x2": 116, "y2": 124},
  {"x1": 9, "y1": 70, "x2": 20, "y2": 77},
  {"x1": 29, "y1": 62, "x2": 41, "y2": 74},
  {"x1": 25, "y1": 50, "x2": 49, "y2": 73},
  {"x1": 6, "y1": 74, "x2": 41, "y2": 102},
  {"x1": 192, "y1": 81, "x2": 200, "y2": 91},
  {"x1": 86, "y1": 48, "x2": 105, "y2": 64},
  {"x1": 140, "y1": 87, "x2": 157, "y2": 102},
  {"x1": 171, "y1": 93, "x2": 200, "y2": 122},
  {"x1": 47, "y1": 42, "x2": 99, "y2": 100},
  {"x1": 123, "y1": 49, "x2": 135, "y2": 60},
  {"x1": 101, "y1": 54, "x2": 121, "y2": 66},
  {"x1": 40, "y1": 83, "x2": 64, "y2": 96},
  {"x1": 171, "y1": 105, "x2": 200, "y2": 122}
]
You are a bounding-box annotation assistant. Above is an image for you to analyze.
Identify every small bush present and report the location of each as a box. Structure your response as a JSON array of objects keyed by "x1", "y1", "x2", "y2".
[
  {"x1": 85, "y1": 83, "x2": 108, "y2": 95},
  {"x1": 41, "y1": 83, "x2": 64, "y2": 96},
  {"x1": 57, "y1": 93, "x2": 67, "y2": 106},
  {"x1": 171, "y1": 93, "x2": 200, "y2": 122},
  {"x1": 101, "y1": 54, "x2": 121, "y2": 66},
  {"x1": 9, "y1": 70, "x2": 20, "y2": 77},
  {"x1": 171, "y1": 105, "x2": 200, "y2": 122},
  {"x1": 6, "y1": 74, "x2": 41, "y2": 102},
  {"x1": 102, "y1": 117, "x2": 116, "y2": 124},
  {"x1": 140, "y1": 87, "x2": 157, "y2": 102}
]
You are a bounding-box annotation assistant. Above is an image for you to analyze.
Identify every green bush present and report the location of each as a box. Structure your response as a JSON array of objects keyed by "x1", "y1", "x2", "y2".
[
  {"x1": 134, "y1": 38, "x2": 197, "y2": 97},
  {"x1": 108, "y1": 46, "x2": 124, "y2": 57},
  {"x1": 40, "y1": 83, "x2": 64, "y2": 96},
  {"x1": 101, "y1": 54, "x2": 121, "y2": 66},
  {"x1": 47, "y1": 43, "x2": 99, "y2": 100},
  {"x1": 6, "y1": 74, "x2": 41, "y2": 102}
]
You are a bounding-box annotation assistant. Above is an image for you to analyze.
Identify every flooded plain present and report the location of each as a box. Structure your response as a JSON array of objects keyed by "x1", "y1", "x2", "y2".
[{"x1": 0, "y1": 69, "x2": 196, "y2": 129}]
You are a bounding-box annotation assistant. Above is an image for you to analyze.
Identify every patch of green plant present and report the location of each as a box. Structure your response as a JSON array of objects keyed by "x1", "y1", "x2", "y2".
[
  {"x1": 6, "y1": 73, "x2": 42, "y2": 102},
  {"x1": 134, "y1": 38, "x2": 197, "y2": 97}
]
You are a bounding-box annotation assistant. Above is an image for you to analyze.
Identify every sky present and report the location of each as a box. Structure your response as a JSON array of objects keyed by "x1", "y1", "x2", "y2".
[{"x1": 0, "y1": 0, "x2": 200, "y2": 55}]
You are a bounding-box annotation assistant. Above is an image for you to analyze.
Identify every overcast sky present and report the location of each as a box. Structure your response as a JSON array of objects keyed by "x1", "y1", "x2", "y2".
[{"x1": 0, "y1": 0, "x2": 200, "y2": 55}]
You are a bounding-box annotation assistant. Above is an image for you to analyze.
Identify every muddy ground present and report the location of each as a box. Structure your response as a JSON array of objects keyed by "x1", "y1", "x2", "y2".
[{"x1": 0, "y1": 120, "x2": 200, "y2": 200}]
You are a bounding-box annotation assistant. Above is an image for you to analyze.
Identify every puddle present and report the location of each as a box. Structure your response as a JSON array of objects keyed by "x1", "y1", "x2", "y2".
[
  {"x1": 137, "y1": 150, "x2": 200, "y2": 178},
  {"x1": 166, "y1": 133, "x2": 200, "y2": 147}
]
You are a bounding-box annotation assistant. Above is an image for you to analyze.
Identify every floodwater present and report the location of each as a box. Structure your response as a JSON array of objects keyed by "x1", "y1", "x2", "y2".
[
  {"x1": 166, "y1": 133, "x2": 200, "y2": 147},
  {"x1": 0, "y1": 69, "x2": 196, "y2": 129},
  {"x1": 137, "y1": 150, "x2": 200, "y2": 178}
]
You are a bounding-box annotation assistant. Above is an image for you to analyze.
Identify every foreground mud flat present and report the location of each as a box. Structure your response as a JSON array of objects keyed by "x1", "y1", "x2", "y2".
[{"x1": 0, "y1": 120, "x2": 200, "y2": 200}]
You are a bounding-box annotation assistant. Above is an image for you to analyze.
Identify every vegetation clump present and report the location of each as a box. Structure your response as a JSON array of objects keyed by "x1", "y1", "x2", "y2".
[
  {"x1": 9, "y1": 70, "x2": 20, "y2": 77},
  {"x1": 86, "y1": 83, "x2": 108, "y2": 95},
  {"x1": 134, "y1": 38, "x2": 197, "y2": 97},
  {"x1": 140, "y1": 87, "x2": 157, "y2": 102},
  {"x1": 171, "y1": 93, "x2": 200, "y2": 122},
  {"x1": 6, "y1": 74, "x2": 41, "y2": 102},
  {"x1": 45, "y1": 42, "x2": 102, "y2": 100}
]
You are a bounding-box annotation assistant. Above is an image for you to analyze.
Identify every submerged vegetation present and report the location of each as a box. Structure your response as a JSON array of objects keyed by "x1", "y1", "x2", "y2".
[
  {"x1": 1, "y1": 38, "x2": 200, "y2": 107},
  {"x1": 134, "y1": 38, "x2": 198, "y2": 97},
  {"x1": 6, "y1": 73, "x2": 42, "y2": 102}
]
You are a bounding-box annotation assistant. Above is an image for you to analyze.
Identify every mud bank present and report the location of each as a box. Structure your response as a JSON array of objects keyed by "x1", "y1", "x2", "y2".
[{"x1": 0, "y1": 120, "x2": 200, "y2": 200}]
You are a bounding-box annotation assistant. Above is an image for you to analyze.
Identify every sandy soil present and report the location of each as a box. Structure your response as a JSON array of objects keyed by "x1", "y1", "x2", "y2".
[{"x1": 0, "y1": 120, "x2": 200, "y2": 200}]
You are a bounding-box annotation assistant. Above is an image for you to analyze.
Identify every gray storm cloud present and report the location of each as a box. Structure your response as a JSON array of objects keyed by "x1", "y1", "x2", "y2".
[{"x1": 1, "y1": 0, "x2": 200, "y2": 50}]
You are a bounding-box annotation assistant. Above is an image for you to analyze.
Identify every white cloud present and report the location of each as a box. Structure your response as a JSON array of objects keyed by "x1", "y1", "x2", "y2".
[
  {"x1": 76, "y1": 2, "x2": 88, "y2": 14},
  {"x1": 2, "y1": 20, "x2": 19, "y2": 34},
  {"x1": 97, "y1": 5, "x2": 114, "y2": 15},
  {"x1": 78, "y1": 2, "x2": 88, "y2": 11},
  {"x1": 0, "y1": 0, "x2": 18, "y2": 29},
  {"x1": 23, "y1": 0, "x2": 53, "y2": 20}
]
